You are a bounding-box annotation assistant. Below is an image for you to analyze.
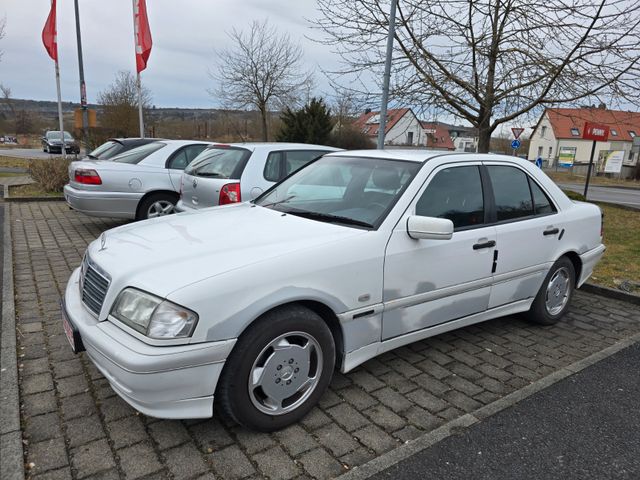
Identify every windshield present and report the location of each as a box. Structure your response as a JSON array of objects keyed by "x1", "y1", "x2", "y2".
[
  {"x1": 184, "y1": 147, "x2": 251, "y2": 178},
  {"x1": 47, "y1": 131, "x2": 74, "y2": 140},
  {"x1": 88, "y1": 140, "x2": 123, "y2": 159},
  {"x1": 112, "y1": 142, "x2": 165, "y2": 164},
  {"x1": 254, "y1": 156, "x2": 420, "y2": 228}
]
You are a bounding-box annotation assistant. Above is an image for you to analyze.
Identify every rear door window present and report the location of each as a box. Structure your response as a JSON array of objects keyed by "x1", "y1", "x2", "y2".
[
  {"x1": 487, "y1": 166, "x2": 534, "y2": 221},
  {"x1": 112, "y1": 142, "x2": 165, "y2": 164},
  {"x1": 184, "y1": 147, "x2": 251, "y2": 179},
  {"x1": 167, "y1": 144, "x2": 209, "y2": 170},
  {"x1": 529, "y1": 180, "x2": 556, "y2": 215},
  {"x1": 264, "y1": 150, "x2": 329, "y2": 182},
  {"x1": 416, "y1": 166, "x2": 485, "y2": 229}
]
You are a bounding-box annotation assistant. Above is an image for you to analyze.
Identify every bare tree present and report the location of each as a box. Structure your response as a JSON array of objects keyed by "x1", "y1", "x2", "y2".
[
  {"x1": 211, "y1": 20, "x2": 312, "y2": 141},
  {"x1": 98, "y1": 71, "x2": 152, "y2": 137},
  {"x1": 314, "y1": 0, "x2": 640, "y2": 152}
]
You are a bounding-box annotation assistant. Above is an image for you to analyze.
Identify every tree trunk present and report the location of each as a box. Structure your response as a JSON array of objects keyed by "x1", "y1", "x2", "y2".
[
  {"x1": 476, "y1": 114, "x2": 493, "y2": 153},
  {"x1": 259, "y1": 106, "x2": 268, "y2": 141}
]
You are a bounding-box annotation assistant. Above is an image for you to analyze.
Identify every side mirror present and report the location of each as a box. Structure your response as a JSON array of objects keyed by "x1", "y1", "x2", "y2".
[{"x1": 406, "y1": 215, "x2": 454, "y2": 240}]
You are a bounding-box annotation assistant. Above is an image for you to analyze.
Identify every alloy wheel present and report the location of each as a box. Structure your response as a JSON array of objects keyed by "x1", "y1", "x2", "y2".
[{"x1": 545, "y1": 266, "x2": 570, "y2": 315}]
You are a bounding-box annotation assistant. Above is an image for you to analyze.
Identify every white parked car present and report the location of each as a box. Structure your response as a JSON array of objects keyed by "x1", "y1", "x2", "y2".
[
  {"x1": 64, "y1": 140, "x2": 212, "y2": 220},
  {"x1": 176, "y1": 143, "x2": 339, "y2": 211},
  {"x1": 62, "y1": 150, "x2": 605, "y2": 431}
]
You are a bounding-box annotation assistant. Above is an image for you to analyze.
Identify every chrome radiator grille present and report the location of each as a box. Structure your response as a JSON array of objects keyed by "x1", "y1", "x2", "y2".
[{"x1": 80, "y1": 255, "x2": 110, "y2": 316}]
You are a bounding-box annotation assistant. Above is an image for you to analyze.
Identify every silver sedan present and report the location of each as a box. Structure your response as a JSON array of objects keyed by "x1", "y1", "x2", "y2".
[{"x1": 64, "y1": 140, "x2": 212, "y2": 220}]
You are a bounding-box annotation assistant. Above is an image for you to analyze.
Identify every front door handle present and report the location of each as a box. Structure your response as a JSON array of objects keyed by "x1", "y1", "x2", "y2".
[
  {"x1": 473, "y1": 240, "x2": 496, "y2": 250},
  {"x1": 543, "y1": 227, "x2": 560, "y2": 236}
]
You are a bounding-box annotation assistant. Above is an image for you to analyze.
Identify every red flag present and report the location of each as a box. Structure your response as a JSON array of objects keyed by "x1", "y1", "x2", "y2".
[
  {"x1": 133, "y1": 0, "x2": 152, "y2": 72},
  {"x1": 42, "y1": 0, "x2": 58, "y2": 61}
]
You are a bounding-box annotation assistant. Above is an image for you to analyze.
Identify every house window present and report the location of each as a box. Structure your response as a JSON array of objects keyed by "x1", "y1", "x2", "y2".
[
  {"x1": 570, "y1": 127, "x2": 580, "y2": 136},
  {"x1": 611, "y1": 129, "x2": 618, "y2": 136},
  {"x1": 407, "y1": 132, "x2": 414, "y2": 144},
  {"x1": 630, "y1": 131, "x2": 637, "y2": 138},
  {"x1": 537, "y1": 146, "x2": 543, "y2": 158},
  {"x1": 541, "y1": 126, "x2": 547, "y2": 137},
  {"x1": 548, "y1": 147, "x2": 553, "y2": 158}
]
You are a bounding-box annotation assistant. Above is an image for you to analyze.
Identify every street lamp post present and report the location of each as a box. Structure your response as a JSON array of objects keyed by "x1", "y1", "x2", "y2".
[
  {"x1": 74, "y1": 0, "x2": 89, "y2": 154},
  {"x1": 376, "y1": 0, "x2": 398, "y2": 150}
]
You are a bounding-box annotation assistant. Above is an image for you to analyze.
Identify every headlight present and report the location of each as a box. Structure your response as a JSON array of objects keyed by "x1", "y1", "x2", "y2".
[{"x1": 110, "y1": 288, "x2": 198, "y2": 339}]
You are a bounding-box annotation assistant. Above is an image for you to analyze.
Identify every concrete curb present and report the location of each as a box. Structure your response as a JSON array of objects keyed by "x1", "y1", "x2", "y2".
[
  {"x1": 341, "y1": 333, "x2": 640, "y2": 480},
  {"x1": 0, "y1": 203, "x2": 25, "y2": 480},
  {"x1": 2, "y1": 183, "x2": 64, "y2": 202},
  {"x1": 580, "y1": 282, "x2": 640, "y2": 305}
]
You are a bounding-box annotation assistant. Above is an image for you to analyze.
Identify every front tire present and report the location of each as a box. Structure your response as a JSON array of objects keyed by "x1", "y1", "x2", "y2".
[
  {"x1": 136, "y1": 192, "x2": 178, "y2": 220},
  {"x1": 525, "y1": 256, "x2": 575, "y2": 325},
  {"x1": 216, "y1": 305, "x2": 335, "y2": 432}
]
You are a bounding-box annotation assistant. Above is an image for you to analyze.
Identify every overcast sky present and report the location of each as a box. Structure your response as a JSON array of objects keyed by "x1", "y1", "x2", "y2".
[{"x1": 0, "y1": 0, "x2": 339, "y2": 108}]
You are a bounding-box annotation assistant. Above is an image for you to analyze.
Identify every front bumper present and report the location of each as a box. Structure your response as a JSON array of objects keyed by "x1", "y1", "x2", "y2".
[
  {"x1": 64, "y1": 184, "x2": 142, "y2": 219},
  {"x1": 63, "y1": 267, "x2": 236, "y2": 418}
]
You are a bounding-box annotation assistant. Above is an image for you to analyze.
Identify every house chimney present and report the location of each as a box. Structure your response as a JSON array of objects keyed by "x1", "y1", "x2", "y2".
[
  {"x1": 365, "y1": 108, "x2": 372, "y2": 114},
  {"x1": 598, "y1": 103, "x2": 606, "y2": 110}
]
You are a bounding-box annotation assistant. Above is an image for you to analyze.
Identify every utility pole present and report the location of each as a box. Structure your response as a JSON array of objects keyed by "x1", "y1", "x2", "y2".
[
  {"x1": 74, "y1": 0, "x2": 89, "y2": 154},
  {"x1": 376, "y1": 0, "x2": 398, "y2": 150}
]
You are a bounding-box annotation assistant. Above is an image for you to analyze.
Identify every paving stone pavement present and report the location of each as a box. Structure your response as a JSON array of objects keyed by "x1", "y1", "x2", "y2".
[{"x1": 9, "y1": 201, "x2": 640, "y2": 480}]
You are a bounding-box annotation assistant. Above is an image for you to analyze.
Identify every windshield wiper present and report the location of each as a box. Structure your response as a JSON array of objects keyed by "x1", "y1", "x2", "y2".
[
  {"x1": 260, "y1": 194, "x2": 296, "y2": 208},
  {"x1": 286, "y1": 209, "x2": 373, "y2": 228}
]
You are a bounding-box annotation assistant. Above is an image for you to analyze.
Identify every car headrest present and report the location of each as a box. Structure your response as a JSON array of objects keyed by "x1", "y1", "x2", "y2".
[{"x1": 372, "y1": 167, "x2": 401, "y2": 191}]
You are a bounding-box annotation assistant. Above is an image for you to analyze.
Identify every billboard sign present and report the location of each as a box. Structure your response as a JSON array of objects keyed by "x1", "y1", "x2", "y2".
[
  {"x1": 558, "y1": 146, "x2": 576, "y2": 167},
  {"x1": 602, "y1": 150, "x2": 625, "y2": 173},
  {"x1": 582, "y1": 122, "x2": 610, "y2": 142}
]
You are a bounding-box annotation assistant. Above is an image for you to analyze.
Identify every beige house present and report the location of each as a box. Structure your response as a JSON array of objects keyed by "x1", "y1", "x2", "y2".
[
  {"x1": 354, "y1": 108, "x2": 426, "y2": 146},
  {"x1": 528, "y1": 107, "x2": 639, "y2": 177}
]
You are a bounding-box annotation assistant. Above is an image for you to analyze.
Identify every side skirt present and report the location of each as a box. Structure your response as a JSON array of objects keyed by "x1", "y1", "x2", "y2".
[{"x1": 340, "y1": 298, "x2": 533, "y2": 373}]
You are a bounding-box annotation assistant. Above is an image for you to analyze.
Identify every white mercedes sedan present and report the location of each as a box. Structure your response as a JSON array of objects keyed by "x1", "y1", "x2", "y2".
[
  {"x1": 62, "y1": 150, "x2": 605, "y2": 431},
  {"x1": 64, "y1": 140, "x2": 212, "y2": 220}
]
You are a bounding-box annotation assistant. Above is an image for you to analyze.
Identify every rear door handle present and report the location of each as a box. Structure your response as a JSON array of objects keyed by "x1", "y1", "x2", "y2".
[
  {"x1": 473, "y1": 240, "x2": 496, "y2": 250},
  {"x1": 543, "y1": 227, "x2": 560, "y2": 236}
]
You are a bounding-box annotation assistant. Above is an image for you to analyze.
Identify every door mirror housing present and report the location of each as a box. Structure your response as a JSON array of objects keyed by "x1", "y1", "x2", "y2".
[{"x1": 406, "y1": 215, "x2": 454, "y2": 240}]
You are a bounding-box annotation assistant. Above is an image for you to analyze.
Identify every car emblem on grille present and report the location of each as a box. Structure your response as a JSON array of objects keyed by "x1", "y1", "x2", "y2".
[
  {"x1": 193, "y1": 178, "x2": 198, "y2": 189},
  {"x1": 99, "y1": 233, "x2": 107, "y2": 251}
]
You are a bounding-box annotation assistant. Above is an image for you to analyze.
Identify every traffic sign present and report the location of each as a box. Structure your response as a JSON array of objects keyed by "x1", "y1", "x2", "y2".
[
  {"x1": 511, "y1": 128, "x2": 525, "y2": 139},
  {"x1": 511, "y1": 139, "x2": 521, "y2": 149}
]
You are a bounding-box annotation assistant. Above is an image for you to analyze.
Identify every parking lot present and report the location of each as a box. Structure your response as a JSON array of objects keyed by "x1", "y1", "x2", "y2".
[{"x1": 9, "y1": 201, "x2": 640, "y2": 480}]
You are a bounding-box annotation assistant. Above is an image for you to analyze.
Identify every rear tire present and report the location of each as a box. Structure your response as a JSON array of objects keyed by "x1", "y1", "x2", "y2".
[
  {"x1": 136, "y1": 192, "x2": 178, "y2": 221},
  {"x1": 525, "y1": 256, "x2": 575, "y2": 325},
  {"x1": 216, "y1": 305, "x2": 335, "y2": 432}
]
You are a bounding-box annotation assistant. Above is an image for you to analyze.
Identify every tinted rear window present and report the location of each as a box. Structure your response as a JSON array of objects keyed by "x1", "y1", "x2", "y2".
[
  {"x1": 112, "y1": 142, "x2": 165, "y2": 164},
  {"x1": 184, "y1": 147, "x2": 251, "y2": 179},
  {"x1": 89, "y1": 141, "x2": 124, "y2": 159}
]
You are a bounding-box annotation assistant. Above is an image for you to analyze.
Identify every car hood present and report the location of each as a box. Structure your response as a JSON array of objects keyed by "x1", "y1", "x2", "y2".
[{"x1": 87, "y1": 202, "x2": 367, "y2": 298}]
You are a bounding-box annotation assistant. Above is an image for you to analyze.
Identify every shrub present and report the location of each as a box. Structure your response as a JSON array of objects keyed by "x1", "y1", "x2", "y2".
[
  {"x1": 328, "y1": 124, "x2": 375, "y2": 150},
  {"x1": 28, "y1": 158, "x2": 71, "y2": 193}
]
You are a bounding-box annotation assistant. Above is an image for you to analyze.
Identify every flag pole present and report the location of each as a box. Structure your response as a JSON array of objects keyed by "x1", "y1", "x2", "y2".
[
  {"x1": 132, "y1": 0, "x2": 145, "y2": 138},
  {"x1": 136, "y1": 72, "x2": 145, "y2": 138},
  {"x1": 54, "y1": 59, "x2": 66, "y2": 160}
]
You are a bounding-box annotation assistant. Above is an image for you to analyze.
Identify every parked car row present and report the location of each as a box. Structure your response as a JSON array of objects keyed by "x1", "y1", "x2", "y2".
[
  {"x1": 61, "y1": 144, "x2": 606, "y2": 432},
  {"x1": 64, "y1": 139, "x2": 338, "y2": 220}
]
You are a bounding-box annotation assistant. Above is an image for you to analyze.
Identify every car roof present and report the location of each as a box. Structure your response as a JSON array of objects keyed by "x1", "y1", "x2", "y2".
[
  {"x1": 327, "y1": 149, "x2": 531, "y2": 164},
  {"x1": 110, "y1": 137, "x2": 165, "y2": 145},
  {"x1": 208, "y1": 142, "x2": 341, "y2": 152}
]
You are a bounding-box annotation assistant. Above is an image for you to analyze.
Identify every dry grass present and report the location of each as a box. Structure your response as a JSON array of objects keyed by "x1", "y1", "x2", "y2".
[
  {"x1": 591, "y1": 204, "x2": 640, "y2": 290},
  {"x1": 0, "y1": 155, "x2": 31, "y2": 169},
  {"x1": 546, "y1": 170, "x2": 640, "y2": 188}
]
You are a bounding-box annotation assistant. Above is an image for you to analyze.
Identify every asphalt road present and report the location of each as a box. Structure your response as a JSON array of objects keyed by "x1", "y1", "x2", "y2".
[
  {"x1": 559, "y1": 183, "x2": 640, "y2": 208},
  {"x1": 0, "y1": 147, "x2": 82, "y2": 160},
  {"x1": 372, "y1": 342, "x2": 640, "y2": 480}
]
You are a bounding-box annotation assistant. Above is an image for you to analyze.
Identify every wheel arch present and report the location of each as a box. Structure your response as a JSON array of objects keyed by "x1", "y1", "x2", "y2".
[
  {"x1": 235, "y1": 299, "x2": 346, "y2": 370},
  {"x1": 557, "y1": 250, "x2": 582, "y2": 286},
  {"x1": 135, "y1": 189, "x2": 179, "y2": 219}
]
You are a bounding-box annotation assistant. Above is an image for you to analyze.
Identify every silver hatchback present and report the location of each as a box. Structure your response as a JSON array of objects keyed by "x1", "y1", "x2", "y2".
[{"x1": 176, "y1": 143, "x2": 339, "y2": 211}]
